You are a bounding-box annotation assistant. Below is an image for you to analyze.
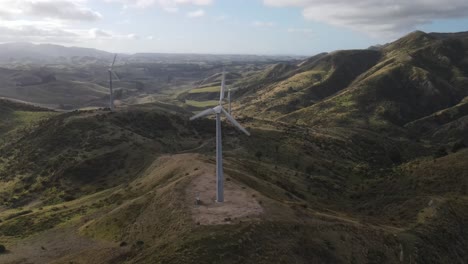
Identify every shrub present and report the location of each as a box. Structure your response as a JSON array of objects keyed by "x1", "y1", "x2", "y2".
[
  {"x1": 388, "y1": 148, "x2": 402, "y2": 163},
  {"x1": 433, "y1": 146, "x2": 448, "y2": 158},
  {"x1": 451, "y1": 140, "x2": 466, "y2": 153},
  {"x1": 294, "y1": 162, "x2": 300, "y2": 169},
  {"x1": 255, "y1": 151, "x2": 263, "y2": 161}
]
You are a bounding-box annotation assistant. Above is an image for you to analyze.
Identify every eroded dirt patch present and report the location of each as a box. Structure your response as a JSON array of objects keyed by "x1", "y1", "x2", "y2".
[{"x1": 186, "y1": 167, "x2": 263, "y2": 225}]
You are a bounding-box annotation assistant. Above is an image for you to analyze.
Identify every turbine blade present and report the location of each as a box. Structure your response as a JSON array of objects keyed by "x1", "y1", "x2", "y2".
[
  {"x1": 111, "y1": 70, "x2": 120, "y2": 81},
  {"x1": 219, "y1": 69, "x2": 225, "y2": 102},
  {"x1": 190, "y1": 108, "x2": 215, "y2": 120},
  {"x1": 110, "y1": 54, "x2": 117, "y2": 68},
  {"x1": 221, "y1": 108, "x2": 250, "y2": 136}
]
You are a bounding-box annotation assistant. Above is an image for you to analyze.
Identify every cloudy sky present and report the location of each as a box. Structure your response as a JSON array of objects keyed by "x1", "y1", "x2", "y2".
[{"x1": 0, "y1": 0, "x2": 467, "y2": 55}]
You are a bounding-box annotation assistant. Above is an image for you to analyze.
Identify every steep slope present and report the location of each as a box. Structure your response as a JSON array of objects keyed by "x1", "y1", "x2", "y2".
[
  {"x1": 405, "y1": 96, "x2": 468, "y2": 145},
  {"x1": 237, "y1": 50, "x2": 381, "y2": 119},
  {"x1": 279, "y1": 31, "x2": 468, "y2": 130},
  {"x1": 177, "y1": 71, "x2": 243, "y2": 103}
]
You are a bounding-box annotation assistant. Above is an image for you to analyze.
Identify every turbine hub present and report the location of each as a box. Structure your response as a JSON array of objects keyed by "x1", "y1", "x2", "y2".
[{"x1": 213, "y1": 105, "x2": 223, "y2": 114}]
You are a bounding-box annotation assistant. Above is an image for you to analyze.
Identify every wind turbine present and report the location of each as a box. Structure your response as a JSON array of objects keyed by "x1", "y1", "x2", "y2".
[
  {"x1": 190, "y1": 69, "x2": 250, "y2": 203},
  {"x1": 222, "y1": 69, "x2": 236, "y2": 115},
  {"x1": 108, "y1": 54, "x2": 119, "y2": 111}
]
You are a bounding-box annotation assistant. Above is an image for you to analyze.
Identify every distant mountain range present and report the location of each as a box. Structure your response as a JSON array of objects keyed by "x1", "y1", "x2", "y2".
[
  {"x1": 0, "y1": 42, "x2": 305, "y2": 65},
  {"x1": 0, "y1": 42, "x2": 112, "y2": 64}
]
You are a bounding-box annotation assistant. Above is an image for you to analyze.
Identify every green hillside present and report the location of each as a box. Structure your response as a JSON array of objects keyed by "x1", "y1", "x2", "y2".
[
  {"x1": 277, "y1": 31, "x2": 468, "y2": 129},
  {"x1": 236, "y1": 50, "x2": 381, "y2": 119}
]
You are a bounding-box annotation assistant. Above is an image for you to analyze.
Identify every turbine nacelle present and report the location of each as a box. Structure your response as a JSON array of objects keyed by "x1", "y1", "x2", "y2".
[
  {"x1": 213, "y1": 105, "x2": 223, "y2": 114},
  {"x1": 189, "y1": 105, "x2": 250, "y2": 136}
]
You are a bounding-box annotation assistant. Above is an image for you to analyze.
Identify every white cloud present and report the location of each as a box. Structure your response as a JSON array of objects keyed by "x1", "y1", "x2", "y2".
[
  {"x1": 174, "y1": 0, "x2": 212, "y2": 5},
  {"x1": 187, "y1": 9, "x2": 205, "y2": 18},
  {"x1": 106, "y1": 0, "x2": 213, "y2": 12},
  {"x1": 126, "y1": 33, "x2": 139, "y2": 39},
  {"x1": 0, "y1": 25, "x2": 77, "y2": 38},
  {"x1": 88, "y1": 29, "x2": 140, "y2": 40},
  {"x1": 89, "y1": 28, "x2": 112, "y2": 38},
  {"x1": 0, "y1": 18, "x2": 140, "y2": 44},
  {"x1": 0, "y1": 0, "x2": 102, "y2": 21},
  {"x1": 253, "y1": 21, "x2": 275, "y2": 27},
  {"x1": 263, "y1": 0, "x2": 468, "y2": 36},
  {"x1": 0, "y1": 21, "x2": 78, "y2": 43}
]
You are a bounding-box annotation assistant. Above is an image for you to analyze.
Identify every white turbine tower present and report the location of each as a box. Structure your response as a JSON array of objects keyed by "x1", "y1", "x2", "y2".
[
  {"x1": 190, "y1": 69, "x2": 250, "y2": 203},
  {"x1": 108, "y1": 54, "x2": 119, "y2": 111}
]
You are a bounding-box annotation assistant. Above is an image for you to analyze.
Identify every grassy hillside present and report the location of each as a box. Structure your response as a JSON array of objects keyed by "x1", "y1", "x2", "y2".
[
  {"x1": 0, "y1": 99, "x2": 56, "y2": 141},
  {"x1": 277, "y1": 31, "x2": 468, "y2": 130},
  {"x1": 0, "y1": 101, "x2": 205, "y2": 208},
  {"x1": 0, "y1": 31, "x2": 467, "y2": 263},
  {"x1": 0, "y1": 106, "x2": 407, "y2": 263},
  {"x1": 236, "y1": 50, "x2": 381, "y2": 119}
]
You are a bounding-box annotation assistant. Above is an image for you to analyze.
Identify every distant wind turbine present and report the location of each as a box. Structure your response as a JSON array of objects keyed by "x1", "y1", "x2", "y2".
[
  {"x1": 222, "y1": 69, "x2": 237, "y2": 115},
  {"x1": 190, "y1": 68, "x2": 250, "y2": 203},
  {"x1": 108, "y1": 54, "x2": 119, "y2": 111},
  {"x1": 221, "y1": 68, "x2": 233, "y2": 114}
]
